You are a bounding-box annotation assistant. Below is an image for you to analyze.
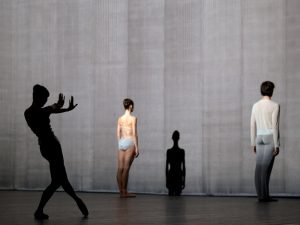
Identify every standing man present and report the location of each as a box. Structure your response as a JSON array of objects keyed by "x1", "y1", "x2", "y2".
[{"x1": 251, "y1": 81, "x2": 280, "y2": 202}]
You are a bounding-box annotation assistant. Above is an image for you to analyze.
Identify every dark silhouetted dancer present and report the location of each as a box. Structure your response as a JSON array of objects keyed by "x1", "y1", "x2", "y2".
[
  {"x1": 24, "y1": 84, "x2": 88, "y2": 220},
  {"x1": 166, "y1": 130, "x2": 186, "y2": 196}
]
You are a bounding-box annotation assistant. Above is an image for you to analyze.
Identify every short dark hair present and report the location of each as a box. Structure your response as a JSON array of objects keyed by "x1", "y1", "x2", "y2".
[
  {"x1": 33, "y1": 84, "x2": 49, "y2": 101},
  {"x1": 260, "y1": 81, "x2": 275, "y2": 97},
  {"x1": 123, "y1": 98, "x2": 134, "y2": 110}
]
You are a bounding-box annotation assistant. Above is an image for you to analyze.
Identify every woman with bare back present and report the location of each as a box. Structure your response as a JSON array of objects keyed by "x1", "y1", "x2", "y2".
[{"x1": 116, "y1": 98, "x2": 139, "y2": 198}]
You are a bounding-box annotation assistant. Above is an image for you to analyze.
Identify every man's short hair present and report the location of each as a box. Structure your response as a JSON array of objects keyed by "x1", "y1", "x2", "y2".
[{"x1": 261, "y1": 81, "x2": 275, "y2": 97}]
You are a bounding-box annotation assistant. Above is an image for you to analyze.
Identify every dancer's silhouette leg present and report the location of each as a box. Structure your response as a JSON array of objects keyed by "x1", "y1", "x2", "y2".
[
  {"x1": 59, "y1": 168, "x2": 88, "y2": 216},
  {"x1": 53, "y1": 161, "x2": 89, "y2": 217},
  {"x1": 35, "y1": 160, "x2": 61, "y2": 220},
  {"x1": 35, "y1": 153, "x2": 88, "y2": 219},
  {"x1": 35, "y1": 181, "x2": 60, "y2": 219}
]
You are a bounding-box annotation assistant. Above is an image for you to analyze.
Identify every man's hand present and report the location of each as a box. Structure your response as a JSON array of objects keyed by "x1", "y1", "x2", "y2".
[
  {"x1": 57, "y1": 93, "x2": 65, "y2": 108},
  {"x1": 68, "y1": 96, "x2": 78, "y2": 111}
]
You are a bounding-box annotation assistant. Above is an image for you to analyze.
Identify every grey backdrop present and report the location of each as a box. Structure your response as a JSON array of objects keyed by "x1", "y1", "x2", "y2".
[{"x1": 0, "y1": 0, "x2": 300, "y2": 195}]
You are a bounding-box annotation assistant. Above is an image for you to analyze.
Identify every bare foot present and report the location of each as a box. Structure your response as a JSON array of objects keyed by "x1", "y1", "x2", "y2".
[{"x1": 120, "y1": 192, "x2": 136, "y2": 198}]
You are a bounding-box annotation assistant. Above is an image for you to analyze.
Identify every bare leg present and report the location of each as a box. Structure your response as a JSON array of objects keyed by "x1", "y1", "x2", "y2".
[
  {"x1": 117, "y1": 168, "x2": 123, "y2": 193},
  {"x1": 120, "y1": 146, "x2": 136, "y2": 197},
  {"x1": 117, "y1": 150, "x2": 125, "y2": 194}
]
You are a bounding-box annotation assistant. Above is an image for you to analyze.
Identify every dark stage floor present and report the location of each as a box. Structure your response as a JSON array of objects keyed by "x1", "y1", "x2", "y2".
[{"x1": 1, "y1": 191, "x2": 300, "y2": 225}]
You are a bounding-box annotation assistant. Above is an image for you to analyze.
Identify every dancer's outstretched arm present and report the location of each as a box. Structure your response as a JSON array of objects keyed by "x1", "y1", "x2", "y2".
[{"x1": 51, "y1": 93, "x2": 78, "y2": 113}]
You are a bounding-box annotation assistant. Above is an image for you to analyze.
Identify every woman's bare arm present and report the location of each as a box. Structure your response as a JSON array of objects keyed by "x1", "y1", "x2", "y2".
[
  {"x1": 132, "y1": 117, "x2": 139, "y2": 157},
  {"x1": 117, "y1": 118, "x2": 121, "y2": 140}
]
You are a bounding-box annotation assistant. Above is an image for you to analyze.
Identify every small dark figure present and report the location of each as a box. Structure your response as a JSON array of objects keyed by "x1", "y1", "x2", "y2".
[
  {"x1": 24, "y1": 84, "x2": 88, "y2": 220},
  {"x1": 166, "y1": 130, "x2": 186, "y2": 196}
]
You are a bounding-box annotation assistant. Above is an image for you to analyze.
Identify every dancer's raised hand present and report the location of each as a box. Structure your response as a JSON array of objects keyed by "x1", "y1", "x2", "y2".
[
  {"x1": 57, "y1": 93, "x2": 65, "y2": 108},
  {"x1": 68, "y1": 96, "x2": 78, "y2": 111}
]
